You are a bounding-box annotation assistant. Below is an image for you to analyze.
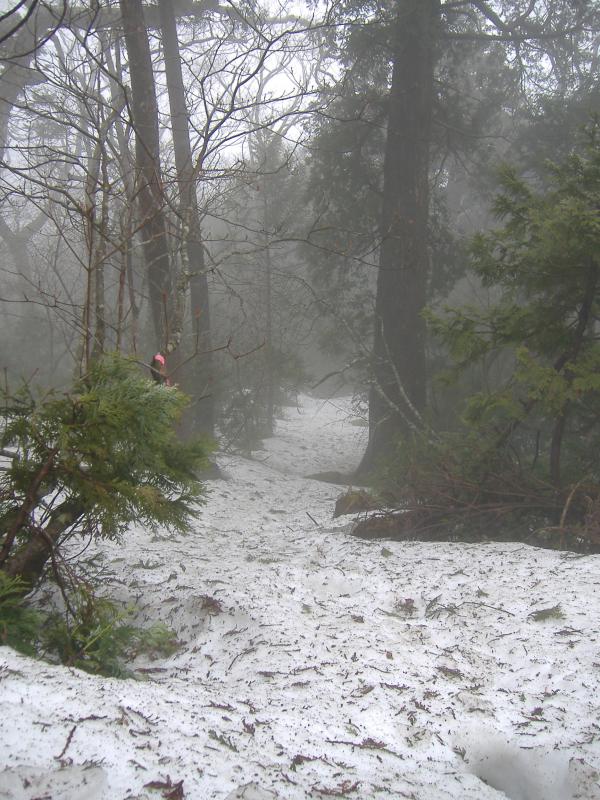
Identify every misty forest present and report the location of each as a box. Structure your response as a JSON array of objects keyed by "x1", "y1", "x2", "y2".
[{"x1": 1, "y1": 1, "x2": 600, "y2": 798}]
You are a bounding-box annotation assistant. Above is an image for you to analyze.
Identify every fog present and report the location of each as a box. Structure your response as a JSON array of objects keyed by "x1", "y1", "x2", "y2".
[
  {"x1": 1, "y1": 2, "x2": 599, "y2": 796},
  {"x1": 0, "y1": 1, "x2": 596, "y2": 446}
]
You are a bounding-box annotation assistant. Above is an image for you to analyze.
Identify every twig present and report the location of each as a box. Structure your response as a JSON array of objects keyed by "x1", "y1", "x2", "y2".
[
  {"x1": 559, "y1": 479, "x2": 583, "y2": 548},
  {"x1": 228, "y1": 646, "x2": 257, "y2": 671},
  {"x1": 488, "y1": 631, "x2": 518, "y2": 643},
  {"x1": 55, "y1": 724, "x2": 77, "y2": 761},
  {"x1": 457, "y1": 601, "x2": 516, "y2": 617},
  {"x1": 326, "y1": 737, "x2": 404, "y2": 759},
  {"x1": 312, "y1": 780, "x2": 360, "y2": 797},
  {"x1": 208, "y1": 729, "x2": 238, "y2": 752}
]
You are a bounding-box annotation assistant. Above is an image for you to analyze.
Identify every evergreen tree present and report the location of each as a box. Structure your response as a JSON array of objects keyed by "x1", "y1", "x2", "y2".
[
  {"x1": 363, "y1": 124, "x2": 600, "y2": 548},
  {"x1": 306, "y1": 0, "x2": 600, "y2": 473},
  {"x1": 429, "y1": 122, "x2": 600, "y2": 488},
  {"x1": 0, "y1": 354, "x2": 210, "y2": 588}
]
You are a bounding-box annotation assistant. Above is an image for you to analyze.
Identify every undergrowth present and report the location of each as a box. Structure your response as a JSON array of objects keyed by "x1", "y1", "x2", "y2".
[
  {"x1": 0, "y1": 574, "x2": 179, "y2": 678},
  {"x1": 0, "y1": 573, "x2": 43, "y2": 657},
  {"x1": 357, "y1": 430, "x2": 600, "y2": 552},
  {"x1": 0, "y1": 353, "x2": 204, "y2": 676}
]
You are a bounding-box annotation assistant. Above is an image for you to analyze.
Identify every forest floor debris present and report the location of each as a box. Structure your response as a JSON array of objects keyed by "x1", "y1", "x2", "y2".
[{"x1": 1, "y1": 396, "x2": 600, "y2": 799}]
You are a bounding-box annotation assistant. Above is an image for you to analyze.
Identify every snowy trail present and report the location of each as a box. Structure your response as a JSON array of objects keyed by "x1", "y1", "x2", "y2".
[{"x1": 1, "y1": 396, "x2": 600, "y2": 800}]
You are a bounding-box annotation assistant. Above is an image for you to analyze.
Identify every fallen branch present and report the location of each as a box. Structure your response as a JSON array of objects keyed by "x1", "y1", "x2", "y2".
[
  {"x1": 312, "y1": 780, "x2": 360, "y2": 797},
  {"x1": 228, "y1": 646, "x2": 257, "y2": 671},
  {"x1": 326, "y1": 737, "x2": 404, "y2": 760},
  {"x1": 54, "y1": 724, "x2": 77, "y2": 761}
]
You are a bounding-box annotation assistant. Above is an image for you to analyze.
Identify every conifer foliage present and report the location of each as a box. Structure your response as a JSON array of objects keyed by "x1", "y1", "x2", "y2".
[
  {"x1": 369, "y1": 124, "x2": 600, "y2": 550},
  {"x1": 0, "y1": 354, "x2": 210, "y2": 588},
  {"x1": 431, "y1": 123, "x2": 600, "y2": 488}
]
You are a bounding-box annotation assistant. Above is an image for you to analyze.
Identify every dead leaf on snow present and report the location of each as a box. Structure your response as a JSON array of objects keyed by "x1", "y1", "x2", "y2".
[
  {"x1": 312, "y1": 779, "x2": 360, "y2": 796},
  {"x1": 143, "y1": 776, "x2": 185, "y2": 799}
]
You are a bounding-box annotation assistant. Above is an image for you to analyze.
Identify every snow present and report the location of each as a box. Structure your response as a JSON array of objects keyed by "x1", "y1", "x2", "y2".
[{"x1": 1, "y1": 395, "x2": 600, "y2": 800}]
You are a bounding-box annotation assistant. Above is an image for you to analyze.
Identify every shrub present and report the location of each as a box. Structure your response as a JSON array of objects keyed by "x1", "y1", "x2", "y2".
[
  {"x1": 0, "y1": 353, "x2": 210, "y2": 673},
  {"x1": 42, "y1": 586, "x2": 179, "y2": 678},
  {"x1": 368, "y1": 429, "x2": 565, "y2": 541},
  {"x1": 427, "y1": 122, "x2": 600, "y2": 488},
  {"x1": 356, "y1": 124, "x2": 600, "y2": 551},
  {"x1": 0, "y1": 353, "x2": 211, "y2": 588},
  {"x1": 0, "y1": 572, "x2": 43, "y2": 656}
]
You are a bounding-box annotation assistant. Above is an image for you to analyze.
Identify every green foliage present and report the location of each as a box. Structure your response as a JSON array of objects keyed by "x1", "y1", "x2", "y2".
[
  {"x1": 42, "y1": 587, "x2": 179, "y2": 678},
  {"x1": 367, "y1": 426, "x2": 573, "y2": 547},
  {"x1": 428, "y1": 122, "x2": 600, "y2": 485},
  {"x1": 0, "y1": 572, "x2": 180, "y2": 678},
  {"x1": 528, "y1": 604, "x2": 565, "y2": 622},
  {"x1": 0, "y1": 353, "x2": 209, "y2": 674},
  {"x1": 0, "y1": 354, "x2": 212, "y2": 574},
  {"x1": 378, "y1": 428, "x2": 520, "y2": 509},
  {"x1": 367, "y1": 125, "x2": 600, "y2": 549},
  {"x1": 0, "y1": 573, "x2": 43, "y2": 656}
]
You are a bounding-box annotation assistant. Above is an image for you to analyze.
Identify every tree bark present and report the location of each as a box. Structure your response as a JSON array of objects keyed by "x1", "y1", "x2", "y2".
[
  {"x1": 550, "y1": 409, "x2": 567, "y2": 489},
  {"x1": 2, "y1": 500, "x2": 84, "y2": 589},
  {"x1": 263, "y1": 227, "x2": 275, "y2": 435},
  {"x1": 104, "y1": 32, "x2": 140, "y2": 355},
  {"x1": 120, "y1": 0, "x2": 172, "y2": 349},
  {"x1": 358, "y1": 0, "x2": 439, "y2": 475},
  {"x1": 158, "y1": 0, "x2": 214, "y2": 436}
]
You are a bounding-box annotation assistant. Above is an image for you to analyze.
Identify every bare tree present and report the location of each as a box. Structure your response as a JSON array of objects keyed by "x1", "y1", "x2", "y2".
[
  {"x1": 158, "y1": 0, "x2": 214, "y2": 435},
  {"x1": 119, "y1": 0, "x2": 172, "y2": 350}
]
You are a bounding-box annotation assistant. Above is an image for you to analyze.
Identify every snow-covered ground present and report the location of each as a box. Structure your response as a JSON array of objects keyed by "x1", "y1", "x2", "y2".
[{"x1": 1, "y1": 395, "x2": 599, "y2": 800}]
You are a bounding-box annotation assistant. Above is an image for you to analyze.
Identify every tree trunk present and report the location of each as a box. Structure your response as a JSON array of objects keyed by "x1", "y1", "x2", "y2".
[
  {"x1": 261, "y1": 184, "x2": 275, "y2": 436},
  {"x1": 263, "y1": 236, "x2": 275, "y2": 435},
  {"x1": 158, "y1": 0, "x2": 214, "y2": 436},
  {"x1": 104, "y1": 32, "x2": 140, "y2": 355},
  {"x1": 120, "y1": 0, "x2": 172, "y2": 349},
  {"x1": 550, "y1": 409, "x2": 567, "y2": 488},
  {"x1": 358, "y1": 0, "x2": 439, "y2": 475},
  {"x1": 2, "y1": 500, "x2": 84, "y2": 589}
]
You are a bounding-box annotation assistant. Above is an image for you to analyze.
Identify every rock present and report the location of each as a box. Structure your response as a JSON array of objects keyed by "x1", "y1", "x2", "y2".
[{"x1": 333, "y1": 489, "x2": 380, "y2": 517}]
